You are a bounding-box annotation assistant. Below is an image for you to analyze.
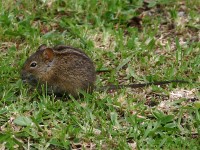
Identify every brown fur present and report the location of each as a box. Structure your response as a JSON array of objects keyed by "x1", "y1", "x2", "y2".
[{"x1": 21, "y1": 45, "x2": 96, "y2": 98}]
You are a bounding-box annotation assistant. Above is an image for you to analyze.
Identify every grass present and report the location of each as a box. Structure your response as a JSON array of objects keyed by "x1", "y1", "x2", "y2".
[{"x1": 0, "y1": 0, "x2": 200, "y2": 149}]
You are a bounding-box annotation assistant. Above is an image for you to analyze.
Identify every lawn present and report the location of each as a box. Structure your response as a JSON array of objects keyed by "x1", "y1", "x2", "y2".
[{"x1": 0, "y1": 0, "x2": 200, "y2": 149}]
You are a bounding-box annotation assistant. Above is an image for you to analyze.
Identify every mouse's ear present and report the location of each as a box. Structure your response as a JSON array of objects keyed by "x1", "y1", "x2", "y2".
[
  {"x1": 43, "y1": 48, "x2": 54, "y2": 61},
  {"x1": 38, "y1": 44, "x2": 47, "y2": 51}
]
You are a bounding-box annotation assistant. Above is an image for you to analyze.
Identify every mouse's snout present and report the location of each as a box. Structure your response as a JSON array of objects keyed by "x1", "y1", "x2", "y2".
[
  {"x1": 21, "y1": 70, "x2": 38, "y2": 86},
  {"x1": 21, "y1": 71, "x2": 28, "y2": 83}
]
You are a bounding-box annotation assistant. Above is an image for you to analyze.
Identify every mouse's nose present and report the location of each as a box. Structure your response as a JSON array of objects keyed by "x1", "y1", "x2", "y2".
[{"x1": 21, "y1": 71, "x2": 27, "y2": 83}]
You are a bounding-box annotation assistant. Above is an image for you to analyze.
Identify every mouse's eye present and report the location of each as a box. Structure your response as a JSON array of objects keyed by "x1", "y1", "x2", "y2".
[{"x1": 30, "y1": 62, "x2": 37, "y2": 68}]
